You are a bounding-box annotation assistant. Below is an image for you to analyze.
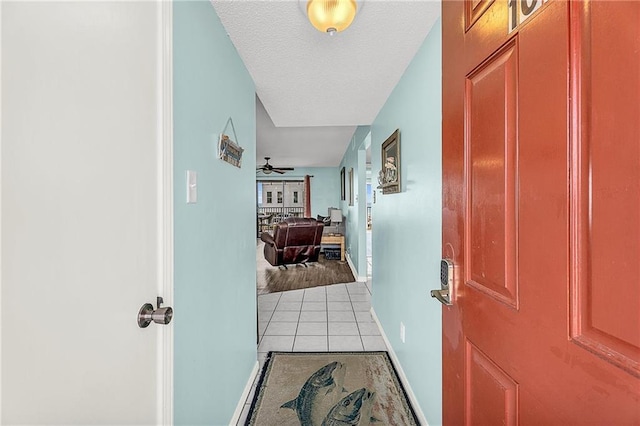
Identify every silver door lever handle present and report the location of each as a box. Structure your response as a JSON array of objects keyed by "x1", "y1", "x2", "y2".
[
  {"x1": 138, "y1": 297, "x2": 173, "y2": 328},
  {"x1": 430, "y1": 288, "x2": 452, "y2": 306}
]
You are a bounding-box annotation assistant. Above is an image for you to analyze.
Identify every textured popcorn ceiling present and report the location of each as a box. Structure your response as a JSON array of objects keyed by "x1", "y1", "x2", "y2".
[{"x1": 211, "y1": 0, "x2": 440, "y2": 167}]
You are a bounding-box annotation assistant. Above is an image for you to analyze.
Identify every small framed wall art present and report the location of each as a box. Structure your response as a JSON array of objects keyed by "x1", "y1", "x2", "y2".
[{"x1": 380, "y1": 129, "x2": 401, "y2": 194}]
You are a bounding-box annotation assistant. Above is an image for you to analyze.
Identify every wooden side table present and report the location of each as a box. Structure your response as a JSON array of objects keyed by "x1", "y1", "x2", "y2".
[{"x1": 321, "y1": 234, "x2": 345, "y2": 261}]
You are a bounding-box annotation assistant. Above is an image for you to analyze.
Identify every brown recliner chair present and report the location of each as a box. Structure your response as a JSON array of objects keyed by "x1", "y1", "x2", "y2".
[{"x1": 260, "y1": 217, "x2": 324, "y2": 268}]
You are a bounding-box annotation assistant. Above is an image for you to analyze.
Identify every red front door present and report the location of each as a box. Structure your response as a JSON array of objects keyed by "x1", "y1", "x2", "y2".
[{"x1": 442, "y1": 0, "x2": 639, "y2": 423}]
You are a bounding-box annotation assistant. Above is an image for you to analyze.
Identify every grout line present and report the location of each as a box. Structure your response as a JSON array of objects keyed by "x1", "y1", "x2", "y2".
[
  {"x1": 292, "y1": 298, "x2": 303, "y2": 350},
  {"x1": 259, "y1": 285, "x2": 372, "y2": 353},
  {"x1": 359, "y1": 330, "x2": 366, "y2": 351},
  {"x1": 258, "y1": 292, "x2": 281, "y2": 345},
  {"x1": 325, "y1": 287, "x2": 330, "y2": 347},
  {"x1": 360, "y1": 293, "x2": 368, "y2": 347},
  {"x1": 348, "y1": 289, "x2": 367, "y2": 350},
  {"x1": 347, "y1": 284, "x2": 357, "y2": 314}
]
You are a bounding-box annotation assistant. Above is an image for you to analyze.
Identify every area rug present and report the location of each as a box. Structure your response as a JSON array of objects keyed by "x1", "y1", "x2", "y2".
[
  {"x1": 257, "y1": 241, "x2": 355, "y2": 294},
  {"x1": 245, "y1": 352, "x2": 419, "y2": 426}
]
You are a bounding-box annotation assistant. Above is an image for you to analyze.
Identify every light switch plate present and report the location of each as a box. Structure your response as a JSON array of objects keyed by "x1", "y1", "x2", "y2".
[{"x1": 186, "y1": 170, "x2": 197, "y2": 204}]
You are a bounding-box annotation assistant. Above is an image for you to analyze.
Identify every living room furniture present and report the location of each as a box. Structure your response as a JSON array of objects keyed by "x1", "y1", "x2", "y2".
[
  {"x1": 321, "y1": 234, "x2": 345, "y2": 261},
  {"x1": 329, "y1": 208, "x2": 343, "y2": 226},
  {"x1": 257, "y1": 213, "x2": 273, "y2": 234},
  {"x1": 319, "y1": 207, "x2": 345, "y2": 235},
  {"x1": 260, "y1": 217, "x2": 324, "y2": 268}
]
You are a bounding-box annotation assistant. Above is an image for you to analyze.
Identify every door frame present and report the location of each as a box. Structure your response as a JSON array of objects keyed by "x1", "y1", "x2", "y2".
[
  {"x1": 159, "y1": 1, "x2": 175, "y2": 424},
  {"x1": 0, "y1": 1, "x2": 175, "y2": 423},
  {"x1": 0, "y1": 2, "x2": 4, "y2": 421}
]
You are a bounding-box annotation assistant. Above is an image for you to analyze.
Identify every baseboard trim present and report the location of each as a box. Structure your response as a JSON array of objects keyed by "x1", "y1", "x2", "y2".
[
  {"x1": 230, "y1": 361, "x2": 259, "y2": 425},
  {"x1": 345, "y1": 252, "x2": 367, "y2": 282},
  {"x1": 370, "y1": 308, "x2": 429, "y2": 426}
]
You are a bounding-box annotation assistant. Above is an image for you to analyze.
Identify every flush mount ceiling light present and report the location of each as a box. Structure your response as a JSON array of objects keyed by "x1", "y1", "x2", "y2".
[{"x1": 306, "y1": 0, "x2": 359, "y2": 35}]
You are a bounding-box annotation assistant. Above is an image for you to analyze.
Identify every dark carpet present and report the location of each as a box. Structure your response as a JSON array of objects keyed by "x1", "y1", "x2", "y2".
[{"x1": 257, "y1": 241, "x2": 355, "y2": 295}]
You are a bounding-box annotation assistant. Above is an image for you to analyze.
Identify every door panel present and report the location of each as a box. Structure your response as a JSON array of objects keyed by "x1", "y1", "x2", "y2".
[
  {"x1": 465, "y1": 340, "x2": 518, "y2": 426},
  {"x1": 465, "y1": 38, "x2": 519, "y2": 308},
  {"x1": 570, "y1": 0, "x2": 640, "y2": 376},
  {"x1": 443, "y1": 0, "x2": 640, "y2": 424},
  {"x1": 1, "y1": 2, "x2": 166, "y2": 424},
  {"x1": 465, "y1": 0, "x2": 495, "y2": 30}
]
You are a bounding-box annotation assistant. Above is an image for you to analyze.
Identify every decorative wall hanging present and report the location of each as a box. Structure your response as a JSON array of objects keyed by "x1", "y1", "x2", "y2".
[
  {"x1": 340, "y1": 167, "x2": 346, "y2": 201},
  {"x1": 217, "y1": 117, "x2": 244, "y2": 168},
  {"x1": 380, "y1": 129, "x2": 401, "y2": 194}
]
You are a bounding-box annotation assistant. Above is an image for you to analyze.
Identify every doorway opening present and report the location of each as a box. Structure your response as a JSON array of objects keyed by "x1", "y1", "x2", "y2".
[
  {"x1": 366, "y1": 145, "x2": 373, "y2": 293},
  {"x1": 256, "y1": 179, "x2": 305, "y2": 236}
]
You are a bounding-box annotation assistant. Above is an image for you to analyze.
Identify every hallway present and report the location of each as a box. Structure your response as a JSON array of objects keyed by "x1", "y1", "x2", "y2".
[{"x1": 238, "y1": 281, "x2": 385, "y2": 423}]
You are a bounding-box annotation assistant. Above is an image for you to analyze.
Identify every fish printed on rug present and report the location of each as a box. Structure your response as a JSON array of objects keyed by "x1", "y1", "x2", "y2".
[
  {"x1": 281, "y1": 361, "x2": 347, "y2": 426},
  {"x1": 321, "y1": 388, "x2": 377, "y2": 426}
]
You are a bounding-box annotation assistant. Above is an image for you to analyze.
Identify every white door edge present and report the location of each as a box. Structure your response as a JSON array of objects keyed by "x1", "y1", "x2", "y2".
[
  {"x1": 157, "y1": 1, "x2": 174, "y2": 425},
  {"x1": 0, "y1": 2, "x2": 4, "y2": 422}
]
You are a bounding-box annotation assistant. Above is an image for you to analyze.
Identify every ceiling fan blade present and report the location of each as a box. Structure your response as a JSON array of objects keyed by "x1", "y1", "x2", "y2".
[{"x1": 257, "y1": 157, "x2": 293, "y2": 174}]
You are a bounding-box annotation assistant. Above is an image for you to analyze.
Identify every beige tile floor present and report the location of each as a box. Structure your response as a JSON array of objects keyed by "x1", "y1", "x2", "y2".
[{"x1": 237, "y1": 280, "x2": 384, "y2": 425}]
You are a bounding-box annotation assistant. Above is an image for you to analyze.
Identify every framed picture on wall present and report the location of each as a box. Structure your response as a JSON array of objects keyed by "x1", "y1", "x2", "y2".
[
  {"x1": 348, "y1": 168, "x2": 354, "y2": 206},
  {"x1": 340, "y1": 167, "x2": 346, "y2": 201},
  {"x1": 381, "y1": 129, "x2": 401, "y2": 194}
]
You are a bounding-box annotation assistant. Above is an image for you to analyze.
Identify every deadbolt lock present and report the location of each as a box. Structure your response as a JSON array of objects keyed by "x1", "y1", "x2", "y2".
[{"x1": 430, "y1": 259, "x2": 453, "y2": 306}]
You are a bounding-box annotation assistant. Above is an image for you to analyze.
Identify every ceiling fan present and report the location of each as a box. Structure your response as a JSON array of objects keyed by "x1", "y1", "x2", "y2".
[{"x1": 256, "y1": 157, "x2": 294, "y2": 175}]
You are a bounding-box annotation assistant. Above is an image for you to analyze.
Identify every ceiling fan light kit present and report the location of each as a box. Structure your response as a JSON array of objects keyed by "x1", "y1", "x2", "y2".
[
  {"x1": 257, "y1": 157, "x2": 295, "y2": 175},
  {"x1": 306, "y1": 0, "x2": 359, "y2": 35}
]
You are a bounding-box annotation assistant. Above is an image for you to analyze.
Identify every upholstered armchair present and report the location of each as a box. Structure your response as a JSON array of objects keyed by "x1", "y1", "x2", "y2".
[{"x1": 260, "y1": 217, "x2": 324, "y2": 268}]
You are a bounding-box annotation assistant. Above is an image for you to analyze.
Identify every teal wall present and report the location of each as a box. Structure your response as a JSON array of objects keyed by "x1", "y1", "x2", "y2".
[
  {"x1": 339, "y1": 20, "x2": 443, "y2": 424},
  {"x1": 338, "y1": 127, "x2": 371, "y2": 279},
  {"x1": 258, "y1": 167, "x2": 340, "y2": 218},
  {"x1": 372, "y1": 19, "x2": 442, "y2": 424},
  {"x1": 173, "y1": 2, "x2": 257, "y2": 424}
]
